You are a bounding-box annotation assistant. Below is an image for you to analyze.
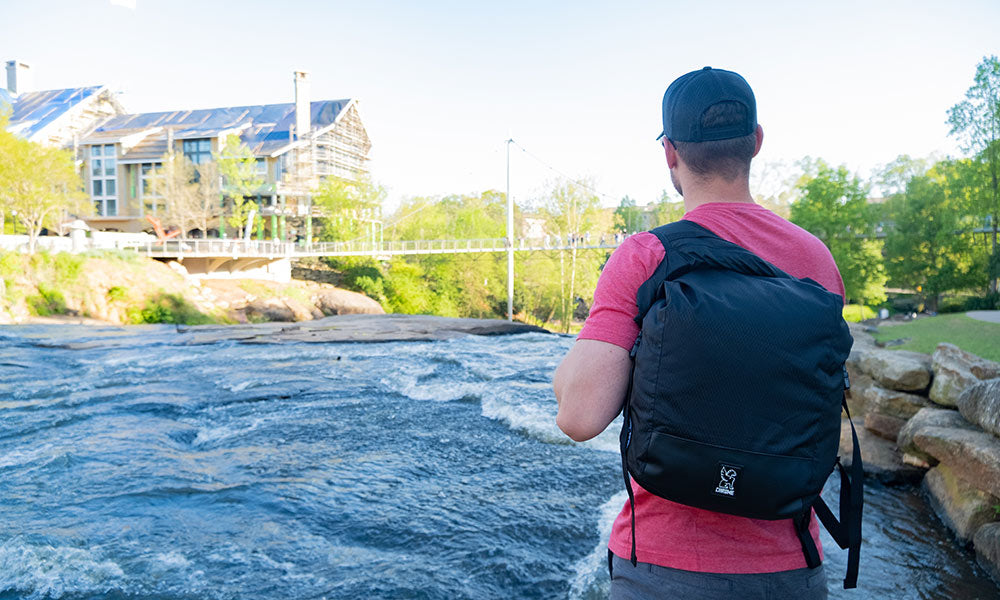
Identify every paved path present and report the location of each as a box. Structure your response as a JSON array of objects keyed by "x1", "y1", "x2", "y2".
[{"x1": 967, "y1": 310, "x2": 1000, "y2": 324}]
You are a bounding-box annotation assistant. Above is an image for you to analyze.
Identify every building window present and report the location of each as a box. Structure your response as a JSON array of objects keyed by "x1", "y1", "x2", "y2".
[
  {"x1": 140, "y1": 162, "x2": 165, "y2": 216},
  {"x1": 255, "y1": 158, "x2": 268, "y2": 178},
  {"x1": 182, "y1": 138, "x2": 212, "y2": 164},
  {"x1": 90, "y1": 144, "x2": 117, "y2": 216}
]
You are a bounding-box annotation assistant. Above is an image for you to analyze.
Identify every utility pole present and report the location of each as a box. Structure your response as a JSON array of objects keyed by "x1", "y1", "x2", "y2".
[{"x1": 506, "y1": 138, "x2": 514, "y2": 322}]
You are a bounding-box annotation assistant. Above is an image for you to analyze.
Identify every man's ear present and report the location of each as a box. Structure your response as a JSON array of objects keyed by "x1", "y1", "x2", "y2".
[
  {"x1": 664, "y1": 140, "x2": 679, "y2": 169},
  {"x1": 752, "y1": 125, "x2": 764, "y2": 158}
]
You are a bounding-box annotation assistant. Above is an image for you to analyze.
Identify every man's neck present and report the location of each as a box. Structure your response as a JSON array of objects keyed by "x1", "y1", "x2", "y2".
[{"x1": 680, "y1": 177, "x2": 756, "y2": 212}]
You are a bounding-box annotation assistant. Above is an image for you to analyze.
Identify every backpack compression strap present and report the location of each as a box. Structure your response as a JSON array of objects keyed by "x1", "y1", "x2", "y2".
[{"x1": 810, "y1": 389, "x2": 864, "y2": 589}]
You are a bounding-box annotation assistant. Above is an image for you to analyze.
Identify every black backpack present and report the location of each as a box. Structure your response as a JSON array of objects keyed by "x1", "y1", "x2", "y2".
[{"x1": 618, "y1": 220, "x2": 863, "y2": 589}]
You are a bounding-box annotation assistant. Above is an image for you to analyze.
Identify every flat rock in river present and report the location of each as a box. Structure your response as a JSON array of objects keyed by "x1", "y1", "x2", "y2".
[{"x1": 179, "y1": 314, "x2": 551, "y2": 345}]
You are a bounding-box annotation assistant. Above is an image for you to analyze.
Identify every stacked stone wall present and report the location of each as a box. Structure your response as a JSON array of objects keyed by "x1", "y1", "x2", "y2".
[{"x1": 845, "y1": 323, "x2": 1000, "y2": 584}]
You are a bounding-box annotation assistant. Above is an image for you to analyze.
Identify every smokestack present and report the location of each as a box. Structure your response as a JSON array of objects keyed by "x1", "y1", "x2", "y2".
[
  {"x1": 6, "y1": 60, "x2": 33, "y2": 95},
  {"x1": 294, "y1": 70, "x2": 310, "y2": 140}
]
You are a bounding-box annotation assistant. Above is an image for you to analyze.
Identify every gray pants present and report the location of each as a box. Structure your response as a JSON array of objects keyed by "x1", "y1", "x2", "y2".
[{"x1": 609, "y1": 553, "x2": 828, "y2": 600}]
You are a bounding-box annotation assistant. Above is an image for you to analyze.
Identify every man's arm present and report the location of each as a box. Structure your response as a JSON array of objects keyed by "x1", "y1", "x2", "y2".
[{"x1": 553, "y1": 339, "x2": 631, "y2": 442}]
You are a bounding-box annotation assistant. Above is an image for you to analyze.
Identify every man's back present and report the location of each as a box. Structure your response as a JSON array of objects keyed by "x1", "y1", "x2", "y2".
[{"x1": 579, "y1": 201, "x2": 845, "y2": 573}]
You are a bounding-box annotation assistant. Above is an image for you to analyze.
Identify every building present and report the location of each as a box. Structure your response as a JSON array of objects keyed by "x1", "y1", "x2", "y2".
[
  {"x1": 3, "y1": 60, "x2": 125, "y2": 149},
  {"x1": 3, "y1": 61, "x2": 372, "y2": 237}
]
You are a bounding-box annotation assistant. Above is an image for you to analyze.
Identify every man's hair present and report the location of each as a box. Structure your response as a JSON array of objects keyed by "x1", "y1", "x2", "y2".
[{"x1": 672, "y1": 101, "x2": 756, "y2": 181}]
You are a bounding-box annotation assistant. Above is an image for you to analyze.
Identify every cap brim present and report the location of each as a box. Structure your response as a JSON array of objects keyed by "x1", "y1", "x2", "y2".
[{"x1": 655, "y1": 132, "x2": 666, "y2": 141}]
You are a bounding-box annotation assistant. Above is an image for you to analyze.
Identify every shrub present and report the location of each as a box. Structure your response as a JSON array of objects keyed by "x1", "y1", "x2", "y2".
[
  {"x1": 964, "y1": 293, "x2": 1000, "y2": 311},
  {"x1": 106, "y1": 286, "x2": 128, "y2": 302},
  {"x1": 127, "y1": 293, "x2": 213, "y2": 324},
  {"x1": 842, "y1": 304, "x2": 876, "y2": 322},
  {"x1": 27, "y1": 284, "x2": 67, "y2": 316}
]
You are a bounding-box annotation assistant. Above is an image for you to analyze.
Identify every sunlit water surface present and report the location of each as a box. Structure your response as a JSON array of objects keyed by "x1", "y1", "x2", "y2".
[{"x1": 0, "y1": 325, "x2": 997, "y2": 599}]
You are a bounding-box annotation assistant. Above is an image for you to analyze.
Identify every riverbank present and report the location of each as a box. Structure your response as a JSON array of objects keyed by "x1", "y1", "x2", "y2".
[{"x1": 0, "y1": 251, "x2": 386, "y2": 326}]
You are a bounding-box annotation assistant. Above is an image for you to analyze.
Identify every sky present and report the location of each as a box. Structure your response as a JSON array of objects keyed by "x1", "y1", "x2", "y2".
[{"x1": 3, "y1": 0, "x2": 999, "y2": 211}]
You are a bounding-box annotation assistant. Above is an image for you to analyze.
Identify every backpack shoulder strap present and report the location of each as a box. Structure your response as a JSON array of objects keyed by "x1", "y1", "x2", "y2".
[{"x1": 634, "y1": 219, "x2": 794, "y2": 326}]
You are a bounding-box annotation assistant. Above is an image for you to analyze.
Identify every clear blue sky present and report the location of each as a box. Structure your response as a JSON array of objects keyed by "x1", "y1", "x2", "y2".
[{"x1": 4, "y1": 0, "x2": 999, "y2": 210}]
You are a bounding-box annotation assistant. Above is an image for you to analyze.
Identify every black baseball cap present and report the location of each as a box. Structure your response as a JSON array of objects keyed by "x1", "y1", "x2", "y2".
[{"x1": 657, "y1": 66, "x2": 757, "y2": 143}]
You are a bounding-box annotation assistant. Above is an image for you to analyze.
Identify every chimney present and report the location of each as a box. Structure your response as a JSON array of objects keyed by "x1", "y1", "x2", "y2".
[
  {"x1": 294, "y1": 70, "x2": 310, "y2": 140},
  {"x1": 6, "y1": 60, "x2": 33, "y2": 95}
]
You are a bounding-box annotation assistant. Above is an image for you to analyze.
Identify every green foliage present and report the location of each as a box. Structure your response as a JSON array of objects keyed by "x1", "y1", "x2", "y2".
[
  {"x1": 314, "y1": 177, "x2": 386, "y2": 243},
  {"x1": 872, "y1": 314, "x2": 1000, "y2": 362},
  {"x1": 842, "y1": 304, "x2": 877, "y2": 322},
  {"x1": 106, "y1": 286, "x2": 127, "y2": 302},
  {"x1": 614, "y1": 196, "x2": 641, "y2": 232},
  {"x1": 216, "y1": 134, "x2": 265, "y2": 234},
  {"x1": 948, "y1": 55, "x2": 1000, "y2": 292},
  {"x1": 882, "y1": 159, "x2": 988, "y2": 309},
  {"x1": 790, "y1": 160, "x2": 887, "y2": 305},
  {"x1": 0, "y1": 112, "x2": 89, "y2": 253},
  {"x1": 80, "y1": 248, "x2": 142, "y2": 262},
  {"x1": 126, "y1": 293, "x2": 213, "y2": 324},
  {"x1": 0, "y1": 252, "x2": 22, "y2": 281},
  {"x1": 27, "y1": 284, "x2": 67, "y2": 316}
]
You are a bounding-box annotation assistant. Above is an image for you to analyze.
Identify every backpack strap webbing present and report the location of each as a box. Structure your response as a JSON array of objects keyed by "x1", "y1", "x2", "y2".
[
  {"x1": 811, "y1": 392, "x2": 864, "y2": 589},
  {"x1": 619, "y1": 334, "x2": 641, "y2": 566}
]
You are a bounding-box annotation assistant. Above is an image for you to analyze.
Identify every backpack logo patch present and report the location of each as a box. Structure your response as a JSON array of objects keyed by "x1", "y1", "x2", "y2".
[{"x1": 713, "y1": 463, "x2": 742, "y2": 497}]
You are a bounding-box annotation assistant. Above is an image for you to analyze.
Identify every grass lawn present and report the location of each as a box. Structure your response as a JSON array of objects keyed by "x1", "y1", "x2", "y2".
[{"x1": 871, "y1": 313, "x2": 1000, "y2": 362}]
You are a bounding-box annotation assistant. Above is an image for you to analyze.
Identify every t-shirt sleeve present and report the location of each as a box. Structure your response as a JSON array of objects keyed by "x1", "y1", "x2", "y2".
[{"x1": 578, "y1": 233, "x2": 665, "y2": 350}]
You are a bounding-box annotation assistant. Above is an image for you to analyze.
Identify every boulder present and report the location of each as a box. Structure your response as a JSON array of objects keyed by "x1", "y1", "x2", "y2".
[
  {"x1": 913, "y1": 425, "x2": 1000, "y2": 499},
  {"x1": 844, "y1": 373, "x2": 875, "y2": 416},
  {"x1": 930, "y1": 343, "x2": 1000, "y2": 407},
  {"x1": 315, "y1": 288, "x2": 385, "y2": 316},
  {"x1": 923, "y1": 464, "x2": 999, "y2": 546},
  {"x1": 864, "y1": 412, "x2": 908, "y2": 441},
  {"x1": 855, "y1": 346, "x2": 932, "y2": 392},
  {"x1": 897, "y1": 407, "x2": 973, "y2": 465},
  {"x1": 974, "y1": 522, "x2": 1000, "y2": 586},
  {"x1": 862, "y1": 384, "x2": 932, "y2": 420},
  {"x1": 244, "y1": 298, "x2": 296, "y2": 322},
  {"x1": 840, "y1": 418, "x2": 924, "y2": 484},
  {"x1": 957, "y1": 378, "x2": 1000, "y2": 439}
]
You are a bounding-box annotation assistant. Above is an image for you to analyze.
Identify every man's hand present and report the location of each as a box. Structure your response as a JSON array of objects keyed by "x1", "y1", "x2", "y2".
[{"x1": 553, "y1": 339, "x2": 631, "y2": 442}]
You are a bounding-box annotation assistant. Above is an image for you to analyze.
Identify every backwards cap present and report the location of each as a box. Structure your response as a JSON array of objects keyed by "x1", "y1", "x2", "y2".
[{"x1": 658, "y1": 66, "x2": 757, "y2": 143}]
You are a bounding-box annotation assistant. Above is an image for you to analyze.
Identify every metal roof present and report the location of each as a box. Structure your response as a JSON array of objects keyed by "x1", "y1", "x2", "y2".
[
  {"x1": 3, "y1": 86, "x2": 103, "y2": 139},
  {"x1": 89, "y1": 99, "x2": 352, "y2": 157}
]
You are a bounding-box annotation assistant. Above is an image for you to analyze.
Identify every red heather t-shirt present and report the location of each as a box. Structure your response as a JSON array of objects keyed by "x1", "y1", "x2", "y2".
[{"x1": 579, "y1": 201, "x2": 846, "y2": 574}]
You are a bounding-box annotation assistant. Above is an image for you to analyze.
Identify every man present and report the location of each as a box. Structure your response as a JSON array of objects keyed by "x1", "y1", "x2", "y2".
[{"x1": 553, "y1": 67, "x2": 844, "y2": 599}]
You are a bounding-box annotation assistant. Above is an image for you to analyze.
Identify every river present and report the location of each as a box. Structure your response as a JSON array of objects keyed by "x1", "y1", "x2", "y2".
[{"x1": 0, "y1": 325, "x2": 997, "y2": 599}]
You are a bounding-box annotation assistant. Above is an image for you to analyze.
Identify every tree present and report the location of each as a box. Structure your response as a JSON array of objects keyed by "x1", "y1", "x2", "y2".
[
  {"x1": 614, "y1": 196, "x2": 642, "y2": 233},
  {"x1": 150, "y1": 152, "x2": 221, "y2": 237},
  {"x1": 882, "y1": 160, "x2": 987, "y2": 310},
  {"x1": 0, "y1": 113, "x2": 89, "y2": 253},
  {"x1": 650, "y1": 191, "x2": 685, "y2": 227},
  {"x1": 790, "y1": 160, "x2": 887, "y2": 306},
  {"x1": 948, "y1": 55, "x2": 1000, "y2": 292},
  {"x1": 313, "y1": 176, "x2": 385, "y2": 243},
  {"x1": 216, "y1": 134, "x2": 264, "y2": 236},
  {"x1": 539, "y1": 180, "x2": 606, "y2": 332}
]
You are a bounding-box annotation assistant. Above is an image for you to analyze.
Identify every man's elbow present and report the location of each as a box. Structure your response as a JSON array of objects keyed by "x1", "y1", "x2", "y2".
[{"x1": 556, "y1": 408, "x2": 600, "y2": 442}]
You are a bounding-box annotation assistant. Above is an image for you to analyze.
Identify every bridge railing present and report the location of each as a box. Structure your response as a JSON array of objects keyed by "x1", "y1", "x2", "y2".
[
  {"x1": 109, "y1": 233, "x2": 633, "y2": 258},
  {"x1": 114, "y1": 238, "x2": 297, "y2": 257}
]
